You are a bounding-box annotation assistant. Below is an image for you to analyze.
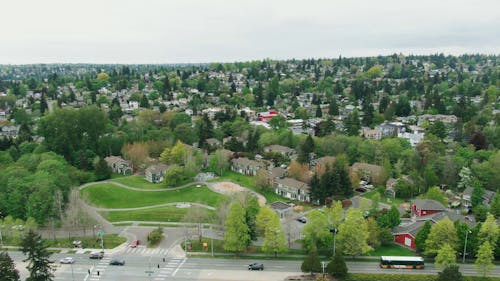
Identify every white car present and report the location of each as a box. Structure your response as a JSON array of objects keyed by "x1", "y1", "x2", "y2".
[{"x1": 60, "y1": 257, "x2": 75, "y2": 264}]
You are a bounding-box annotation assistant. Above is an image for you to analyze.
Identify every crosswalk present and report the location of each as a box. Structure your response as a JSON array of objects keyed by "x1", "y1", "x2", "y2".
[
  {"x1": 87, "y1": 256, "x2": 111, "y2": 281},
  {"x1": 122, "y1": 246, "x2": 172, "y2": 256},
  {"x1": 153, "y1": 258, "x2": 186, "y2": 281}
]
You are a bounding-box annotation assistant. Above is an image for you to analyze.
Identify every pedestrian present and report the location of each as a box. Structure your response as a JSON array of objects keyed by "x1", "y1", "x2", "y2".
[
  {"x1": 163, "y1": 257, "x2": 165, "y2": 262},
  {"x1": 157, "y1": 264, "x2": 160, "y2": 269},
  {"x1": 97, "y1": 271, "x2": 100, "y2": 276},
  {"x1": 88, "y1": 269, "x2": 91, "y2": 275}
]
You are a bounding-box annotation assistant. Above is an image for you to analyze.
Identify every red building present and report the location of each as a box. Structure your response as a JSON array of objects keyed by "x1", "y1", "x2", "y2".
[
  {"x1": 411, "y1": 199, "x2": 446, "y2": 217},
  {"x1": 392, "y1": 220, "x2": 427, "y2": 250},
  {"x1": 257, "y1": 110, "x2": 278, "y2": 122}
]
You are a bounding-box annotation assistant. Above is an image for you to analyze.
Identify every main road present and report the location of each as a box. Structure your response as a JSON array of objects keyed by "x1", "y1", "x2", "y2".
[{"x1": 8, "y1": 250, "x2": 500, "y2": 281}]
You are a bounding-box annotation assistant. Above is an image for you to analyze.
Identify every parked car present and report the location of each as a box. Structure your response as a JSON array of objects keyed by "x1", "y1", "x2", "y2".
[
  {"x1": 296, "y1": 217, "x2": 307, "y2": 223},
  {"x1": 248, "y1": 262, "x2": 264, "y2": 270},
  {"x1": 89, "y1": 251, "x2": 104, "y2": 259},
  {"x1": 130, "y1": 239, "x2": 140, "y2": 248},
  {"x1": 109, "y1": 259, "x2": 125, "y2": 266},
  {"x1": 60, "y1": 257, "x2": 75, "y2": 264}
]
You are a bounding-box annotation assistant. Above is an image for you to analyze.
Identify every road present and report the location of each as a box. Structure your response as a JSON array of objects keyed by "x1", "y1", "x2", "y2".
[{"x1": 8, "y1": 249, "x2": 500, "y2": 281}]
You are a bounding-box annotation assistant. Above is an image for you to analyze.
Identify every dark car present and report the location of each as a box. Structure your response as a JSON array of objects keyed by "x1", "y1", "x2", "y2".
[
  {"x1": 89, "y1": 252, "x2": 104, "y2": 259},
  {"x1": 248, "y1": 262, "x2": 264, "y2": 270},
  {"x1": 109, "y1": 259, "x2": 125, "y2": 266},
  {"x1": 296, "y1": 217, "x2": 307, "y2": 223}
]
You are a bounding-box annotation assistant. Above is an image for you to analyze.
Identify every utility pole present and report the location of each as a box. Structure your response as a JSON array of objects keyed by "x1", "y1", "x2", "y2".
[
  {"x1": 463, "y1": 230, "x2": 472, "y2": 264},
  {"x1": 210, "y1": 225, "x2": 214, "y2": 257}
]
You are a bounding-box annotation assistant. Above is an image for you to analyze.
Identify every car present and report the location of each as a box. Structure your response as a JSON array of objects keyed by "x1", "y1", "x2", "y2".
[
  {"x1": 296, "y1": 217, "x2": 307, "y2": 223},
  {"x1": 130, "y1": 239, "x2": 140, "y2": 248},
  {"x1": 60, "y1": 257, "x2": 75, "y2": 264},
  {"x1": 109, "y1": 259, "x2": 125, "y2": 266},
  {"x1": 248, "y1": 262, "x2": 264, "y2": 270},
  {"x1": 89, "y1": 251, "x2": 104, "y2": 259}
]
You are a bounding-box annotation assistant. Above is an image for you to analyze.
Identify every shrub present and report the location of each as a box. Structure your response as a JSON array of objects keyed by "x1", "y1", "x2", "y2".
[{"x1": 147, "y1": 227, "x2": 164, "y2": 245}]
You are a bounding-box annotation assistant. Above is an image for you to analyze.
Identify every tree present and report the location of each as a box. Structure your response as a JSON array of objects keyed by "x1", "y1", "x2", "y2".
[
  {"x1": 326, "y1": 252, "x2": 348, "y2": 279},
  {"x1": 474, "y1": 241, "x2": 494, "y2": 278},
  {"x1": 21, "y1": 230, "x2": 54, "y2": 281},
  {"x1": 366, "y1": 218, "x2": 381, "y2": 249},
  {"x1": 437, "y1": 265, "x2": 464, "y2": 281},
  {"x1": 336, "y1": 209, "x2": 372, "y2": 258},
  {"x1": 94, "y1": 157, "x2": 111, "y2": 181},
  {"x1": 0, "y1": 252, "x2": 20, "y2": 281},
  {"x1": 301, "y1": 247, "x2": 321, "y2": 275},
  {"x1": 428, "y1": 120, "x2": 447, "y2": 140},
  {"x1": 324, "y1": 201, "x2": 344, "y2": 230},
  {"x1": 302, "y1": 210, "x2": 332, "y2": 251},
  {"x1": 425, "y1": 217, "x2": 458, "y2": 256},
  {"x1": 223, "y1": 202, "x2": 250, "y2": 254},
  {"x1": 183, "y1": 207, "x2": 210, "y2": 243},
  {"x1": 245, "y1": 196, "x2": 260, "y2": 244},
  {"x1": 478, "y1": 214, "x2": 499, "y2": 247},
  {"x1": 343, "y1": 110, "x2": 361, "y2": 136},
  {"x1": 254, "y1": 169, "x2": 271, "y2": 190},
  {"x1": 424, "y1": 187, "x2": 447, "y2": 206},
  {"x1": 261, "y1": 211, "x2": 287, "y2": 257},
  {"x1": 297, "y1": 134, "x2": 315, "y2": 164},
  {"x1": 376, "y1": 206, "x2": 401, "y2": 229},
  {"x1": 490, "y1": 193, "x2": 500, "y2": 217},
  {"x1": 435, "y1": 243, "x2": 457, "y2": 270},
  {"x1": 471, "y1": 181, "x2": 485, "y2": 208},
  {"x1": 415, "y1": 221, "x2": 432, "y2": 253}
]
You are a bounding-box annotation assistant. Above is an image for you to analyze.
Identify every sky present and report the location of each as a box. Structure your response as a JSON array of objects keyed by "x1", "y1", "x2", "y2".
[{"x1": 0, "y1": 0, "x2": 499, "y2": 64}]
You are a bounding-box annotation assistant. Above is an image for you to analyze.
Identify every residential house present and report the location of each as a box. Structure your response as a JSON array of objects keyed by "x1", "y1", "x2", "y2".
[
  {"x1": 362, "y1": 128, "x2": 382, "y2": 140},
  {"x1": 205, "y1": 138, "x2": 221, "y2": 149},
  {"x1": 145, "y1": 163, "x2": 169, "y2": 183},
  {"x1": 263, "y1": 145, "x2": 295, "y2": 158},
  {"x1": 411, "y1": 199, "x2": 446, "y2": 217},
  {"x1": 462, "y1": 186, "x2": 496, "y2": 208},
  {"x1": 274, "y1": 177, "x2": 311, "y2": 202},
  {"x1": 231, "y1": 157, "x2": 265, "y2": 176},
  {"x1": 0, "y1": 125, "x2": 20, "y2": 138},
  {"x1": 393, "y1": 210, "x2": 475, "y2": 250},
  {"x1": 375, "y1": 122, "x2": 406, "y2": 138},
  {"x1": 104, "y1": 156, "x2": 133, "y2": 175},
  {"x1": 257, "y1": 110, "x2": 278, "y2": 122}
]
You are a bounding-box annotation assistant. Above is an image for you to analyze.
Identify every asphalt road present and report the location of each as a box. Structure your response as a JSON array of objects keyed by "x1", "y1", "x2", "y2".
[{"x1": 8, "y1": 250, "x2": 500, "y2": 281}]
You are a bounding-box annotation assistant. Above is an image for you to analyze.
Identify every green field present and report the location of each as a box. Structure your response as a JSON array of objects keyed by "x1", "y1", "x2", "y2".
[
  {"x1": 80, "y1": 183, "x2": 225, "y2": 208},
  {"x1": 365, "y1": 244, "x2": 416, "y2": 256},
  {"x1": 101, "y1": 206, "x2": 215, "y2": 223},
  {"x1": 111, "y1": 175, "x2": 167, "y2": 189},
  {"x1": 213, "y1": 171, "x2": 288, "y2": 203}
]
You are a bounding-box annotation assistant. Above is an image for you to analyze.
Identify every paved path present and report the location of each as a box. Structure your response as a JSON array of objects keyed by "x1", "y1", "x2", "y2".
[
  {"x1": 91, "y1": 202, "x2": 215, "y2": 212},
  {"x1": 79, "y1": 180, "x2": 204, "y2": 192}
]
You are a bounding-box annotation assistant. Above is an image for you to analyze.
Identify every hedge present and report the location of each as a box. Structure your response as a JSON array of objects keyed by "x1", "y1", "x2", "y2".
[{"x1": 345, "y1": 274, "x2": 500, "y2": 281}]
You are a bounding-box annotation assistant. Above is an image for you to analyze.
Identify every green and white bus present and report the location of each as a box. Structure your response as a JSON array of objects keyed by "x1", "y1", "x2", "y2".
[{"x1": 380, "y1": 256, "x2": 425, "y2": 269}]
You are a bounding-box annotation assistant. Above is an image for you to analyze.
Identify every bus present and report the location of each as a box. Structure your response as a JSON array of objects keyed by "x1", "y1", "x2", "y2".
[{"x1": 380, "y1": 256, "x2": 425, "y2": 269}]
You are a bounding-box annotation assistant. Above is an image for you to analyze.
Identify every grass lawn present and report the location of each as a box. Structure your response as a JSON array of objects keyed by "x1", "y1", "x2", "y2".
[
  {"x1": 362, "y1": 190, "x2": 405, "y2": 207},
  {"x1": 365, "y1": 244, "x2": 416, "y2": 256},
  {"x1": 101, "y1": 206, "x2": 215, "y2": 223},
  {"x1": 184, "y1": 238, "x2": 306, "y2": 256},
  {"x1": 111, "y1": 175, "x2": 166, "y2": 189},
  {"x1": 213, "y1": 171, "x2": 290, "y2": 204},
  {"x1": 80, "y1": 183, "x2": 226, "y2": 208}
]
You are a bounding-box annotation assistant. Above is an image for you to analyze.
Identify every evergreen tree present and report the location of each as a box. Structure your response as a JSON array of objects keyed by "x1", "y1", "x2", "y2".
[
  {"x1": 140, "y1": 94, "x2": 149, "y2": 108},
  {"x1": 315, "y1": 104, "x2": 322, "y2": 118},
  {"x1": 267, "y1": 76, "x2": 280, "y2": 106},
  {"x1": 343, "y1": 110, "x2": 361, "y2": 136},
  {"x1": 254, "y1": 82, "x2": 264, "y2": 107},
  {"x1": 297, "y1": 134, "x2": 315, "y2": 164},
  {"x1": 245, "y1": 196, "x2": 260, "y2": 244},
  {"x1": 415, "y1": 221, "x2": 432, "y2": 253},
  {"x1": 95, "y1": 157, "x2": 112, "y2": 180},
  {"x1": 0, "y1": 252, "x2": 20, "y2": 281},
  {"x1": 21, "y1": 230, "x2": 55, "y2": 281},
  {"x1": 327, "y1": 252, "x2": 348, "y2": 279},
  {"x1": 301, "y1": 247, "x2": 321, "y2": 275},
  {"x1": 328, "y1": 98, "x2": 339, "y2": 116},
  {"x1": 437, "y1": 265, "x2": 464, "y2": 281},
  {"x1": 361, "y1": 97, "x2": 374, "y2": 127},
  {"x1": 378, "y1": 96, "x2": 389, "y2": 114}
]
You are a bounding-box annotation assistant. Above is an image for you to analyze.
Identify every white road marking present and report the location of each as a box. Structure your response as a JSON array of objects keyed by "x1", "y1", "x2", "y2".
[{"x1": 171, "y1": 258, "x2": 187, "y2": 277}]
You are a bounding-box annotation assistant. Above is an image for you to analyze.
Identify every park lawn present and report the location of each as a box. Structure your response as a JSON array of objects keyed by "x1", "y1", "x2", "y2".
[
  {"x1": 80, "y1": 183, "x2": 226, "y2": 208},
  {"x1": 101, "y1": 206, "x2": 215, "y2": 223},
  {"x1": 213, "y1": 170, "x2": 290, "y2": 204},
  {"x1": 35, "y1": 234, "x2": 126, "y2": 249},
  {"x1": 365, "y1": 244, "x2": 416, "y2": 256},
  {"x1": 111, "y1": 175, "x2": 166, "y2": 189},
  {"x1": 362, "y1": 189, "x2": 405, "y2": 207}
]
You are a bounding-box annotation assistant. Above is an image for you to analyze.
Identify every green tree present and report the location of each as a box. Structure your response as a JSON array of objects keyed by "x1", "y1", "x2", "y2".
[
  {"x1": 261, "y1": 211, "x2": 287, "y2": 257},
  {"x1": 267, "y1": 76, "x2": 280, "y2": 106},
  {"x1": 366, "y1": 218, "x2": 381, "y2": 249},
  {"x1": 302, "y1": 210, "x2": 331, "y2": 251},
  {"x1": 301, "y1": 247, "x2": 321, "y2": 275},
  {"x1": 94, "y1": 157, "x2": 111, "y2": 181},
  {"x1": 435, "y1": 243, "x2": 457, "y2": 270},
  {"x1": 245, "y1": 196, "x2": 260, "y2": 244},
  {"x1": 343, "y1": 109, "x2": 361, "y2": 136},
  {"x1": 327, "y1": 251, "x2": 348, "y2": 279},
  {"x1": 21, "y1": 230, "x2": 54, "y2": 281},
  {"x1": 427, "y1": 120, "x2": 447, "y2": 140},
  {"x1": 336, "y1": 208, "x2": 372, "y2": 258},
  {"x1": 0, "y1": 252, "x2": 20, "y2": 281},
  {"x1": 297, "y1": 134, "x2": 315, "y2": 164},
  {"x1": 437, "y1": 265, "x2": 464, "y2": 281},
  {"x1": 324, "y1": 201, "x2": 344, "y2": 230},
  {"x1": 415, "y1": 221, "x2": 432, "y2": 253},
  {"x1": 490, "y1": 193, "x2": 500, "y2": 217},
  {"x1": 425, "y1": 217, "x2": 458, "y2": 256},
  {"x1": 424, "y1": 187, "x2": 447, "y2": 206},
  {"x1": 478, "y1": 214, "x2": 499, "y2": 247},
  {"x1": 474, "y1": 241, "x2": 494, "y2": 278},
  {"x1": 223, "y1": 202, "x2": 250, "y2": 254}
]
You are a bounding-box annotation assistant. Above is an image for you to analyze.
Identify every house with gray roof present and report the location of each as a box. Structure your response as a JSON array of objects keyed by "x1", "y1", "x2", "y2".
[
  {"x1": 104, "y1": 156, "x2": 133, "y2": 175},
  {"x1": 274, "y1": 177, "x2": 311, "y2": 202},
  {"x1": 411, "y1": 199, "x2": 446, "y2": 217},
  {"x1": 145, "y1": 163, "x2": 169, "y2": 183},
  {"x1": 231, "y1": 157, "x2": 265, "y2": 176}
]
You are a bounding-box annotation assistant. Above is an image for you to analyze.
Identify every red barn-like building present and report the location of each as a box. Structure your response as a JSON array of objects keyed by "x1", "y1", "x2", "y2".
[
  {"x1": 411, "y1": 199, "x2": 446, "y2": 217},
  {"x1": 257, "y1": 110, "x2": 278, "y2": 122}
]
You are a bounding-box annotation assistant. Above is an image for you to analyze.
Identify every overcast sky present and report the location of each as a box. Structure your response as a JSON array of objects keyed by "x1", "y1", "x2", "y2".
[{"x1": 1, "y1": 0, "x2": 499, "y2": 64}]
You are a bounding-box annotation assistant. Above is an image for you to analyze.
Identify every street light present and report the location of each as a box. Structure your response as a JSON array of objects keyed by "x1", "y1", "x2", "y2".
[
  {"x1": 329, "y1": 227, "x2": 338, "y2": 256},
  {"x1": 463, "y1": 230, "x2": 472, "y2": 264}
]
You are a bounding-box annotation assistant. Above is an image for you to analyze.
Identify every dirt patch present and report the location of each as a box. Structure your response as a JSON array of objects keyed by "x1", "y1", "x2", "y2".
[{"x1": 209, "y1": 181, "x2": 266, "y2": 206}]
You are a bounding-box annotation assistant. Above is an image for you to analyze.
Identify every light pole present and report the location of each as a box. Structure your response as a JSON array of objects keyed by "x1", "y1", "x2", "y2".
[
  {"x1": 329, "y1": 227, "x2": 338, "y2": 256},
  {"x1": 463, "y1": 230, "x2": 472, "y2": 264},
  {"x1": 210, "y1": 225, "x2": 214, "y2": 257}
]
